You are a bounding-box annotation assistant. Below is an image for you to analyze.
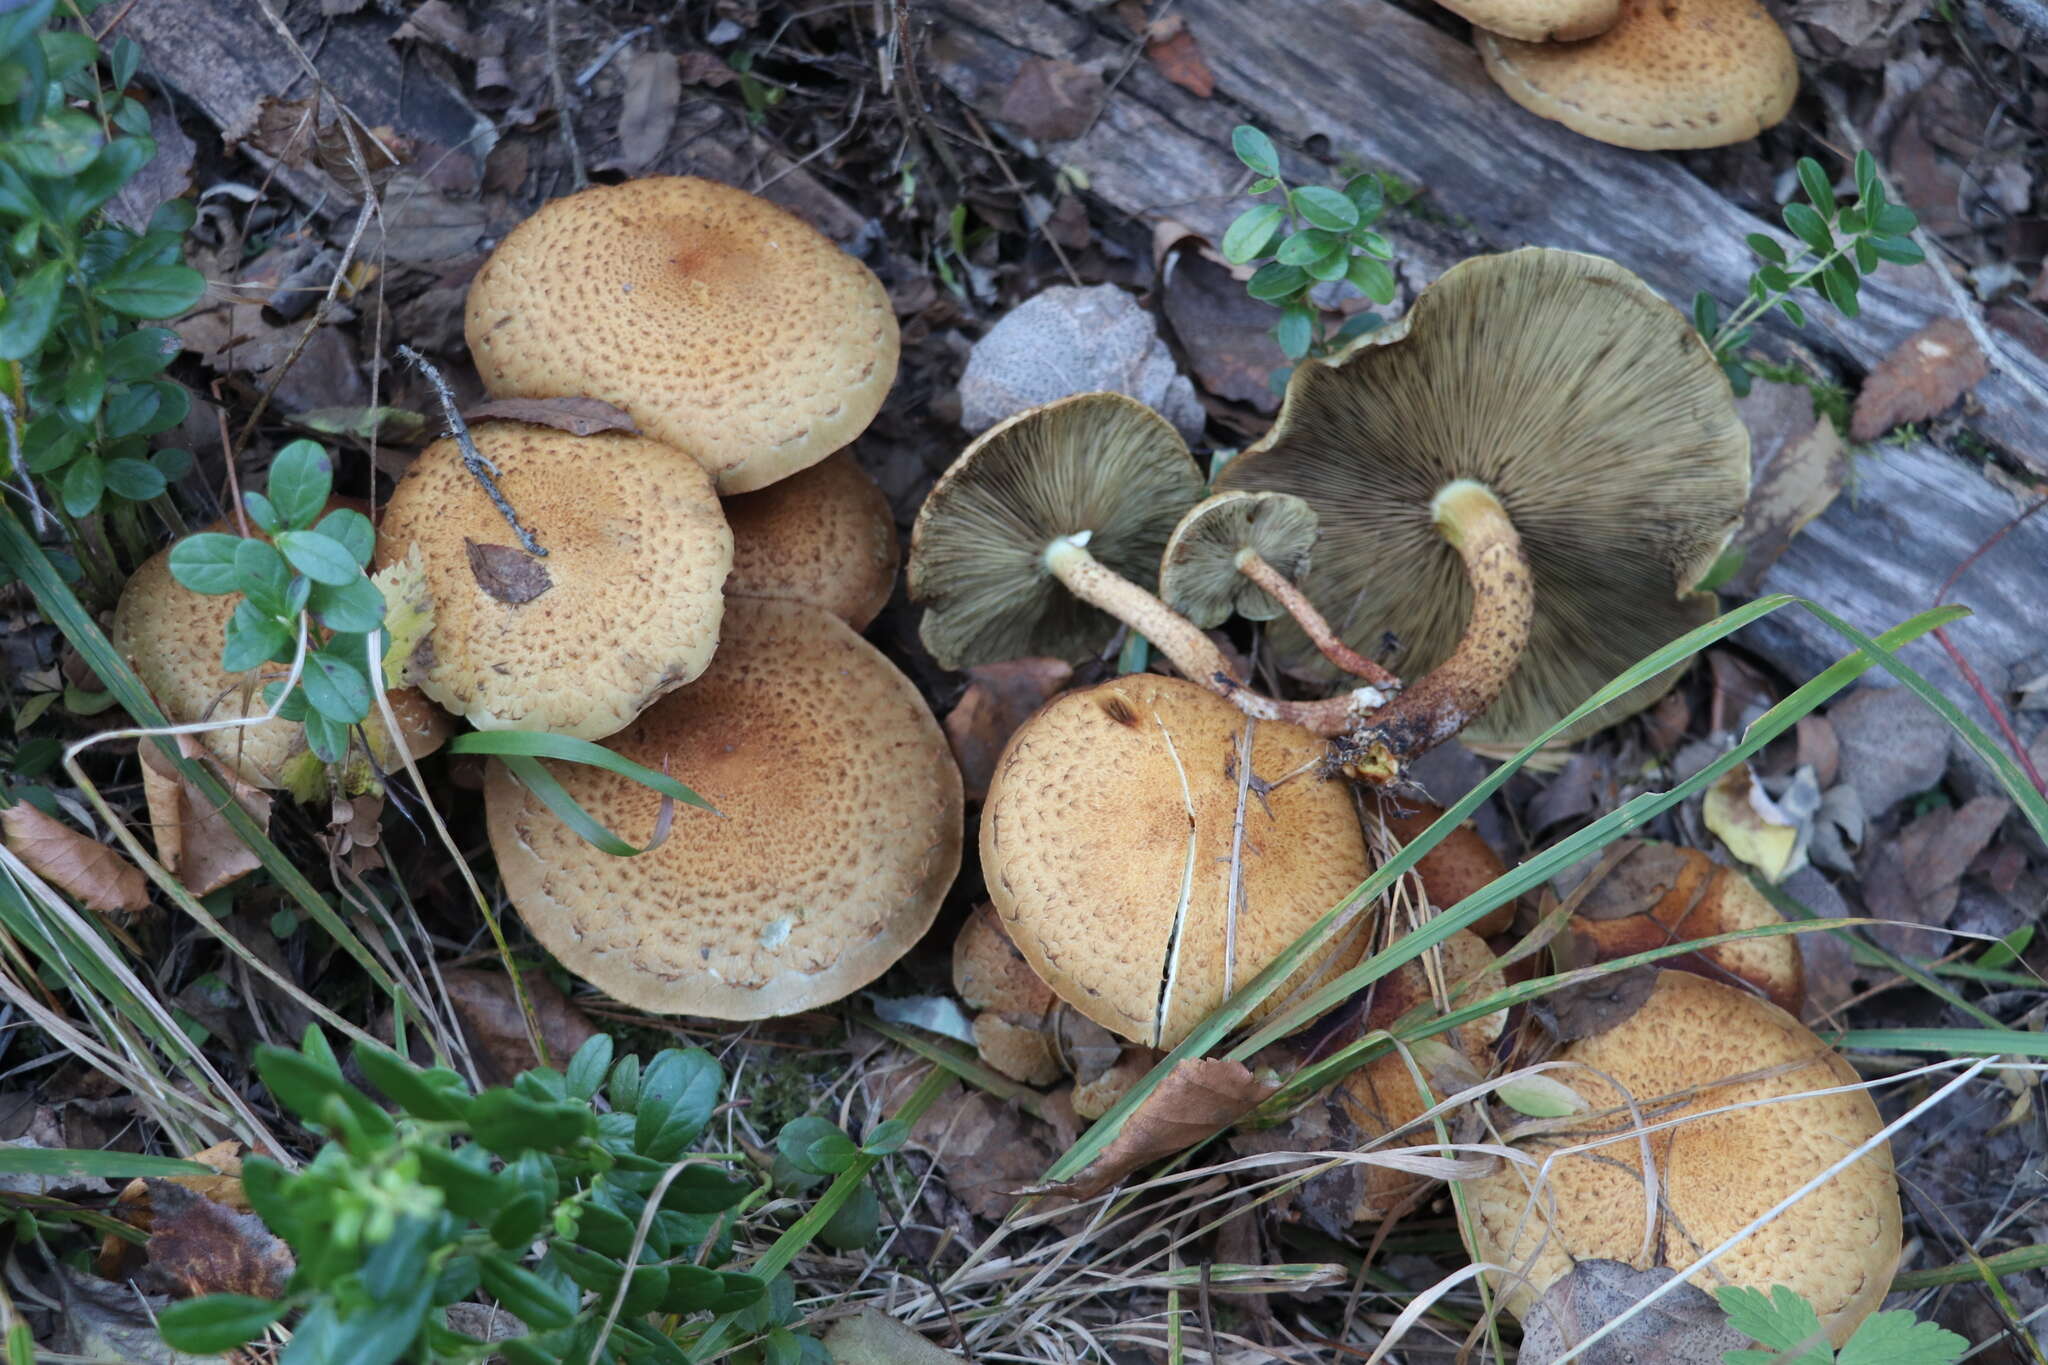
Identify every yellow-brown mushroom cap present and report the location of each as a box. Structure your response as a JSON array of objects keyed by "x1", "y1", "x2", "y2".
[
  {"x1": 955, "y1": 904, "x2": 1064, "y2": 1087},
  {"x1": 1464, "y1": 970, "x2": 1898, "y2": 1345},
  {"x1": 982, "y1": 673, "x2": 1373, "y2": 1050},
  {"x1": 1478, "y1": 0, "x2": 1799, "y2": 151},
  {"x1": 464, "y1": 176, "x2": 899, "y2": 494},
  {"x1": 486, "y1": 597, "x2": 963, "y2": 1018},
  {"x1": 1379, "y1": 800, "x2": 1518, "y2": 938},
  {"x1": 1444, "y1": 0, "x2": 1619, "y2": 41},
  {"x1": 722, "y1": 449, "x2": 899, "y2": 631},
  {"x1": 372, "y1": 422, "x2": 731, "y2": 743}
]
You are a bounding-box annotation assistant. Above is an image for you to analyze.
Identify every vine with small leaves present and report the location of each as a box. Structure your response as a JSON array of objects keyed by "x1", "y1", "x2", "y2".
[
  {"x1": 1695, "y1": 150, "x2": 1924, "y2": 397},
  {"x1": 1219, "y1": 124, "x2": 1399, "y2": 365}
]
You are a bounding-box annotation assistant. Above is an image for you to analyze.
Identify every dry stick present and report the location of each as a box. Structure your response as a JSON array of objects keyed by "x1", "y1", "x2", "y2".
[
  {"x1": 1235, "y1": 550, "x2": 1401, "y2": 689},
  {"x1": 397, "y1": 345, "x2": 548, "y2": 557},
  {"x1": 1928, "y1": 494, "x2": 2048, "y2": 796}
]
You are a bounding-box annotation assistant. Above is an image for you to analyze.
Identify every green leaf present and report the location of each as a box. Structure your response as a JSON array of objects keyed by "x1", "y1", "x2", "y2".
[
  {"x1": 1345, "y1": 254, "x2": 1395, "y2": 304},
  {"x1": 253, "y1": 1043, "x2": 367, "y2": 1129},
  {"x1": 102, "y1": 456, "x2": 166, "y2": 501},
  {"x1": 103, "y1": 383, "x2": 162, "y2": 439},
  {"x1": 233, "y1": 538, "x2": 291, "y2": 613},
  {"x1": 300, "y1": 650, "x2": 371, "y2": 723},
  {"x1": 1796, "y1": 157, "x2": 1836, "y2": 218},
  {"x1": 314, "y1": 507, "x2": 375, "y2": 565},
  {"x1": 0, "y1": 0, "x2": 56, "y2": 65},
  {"x1": 477, "y1": 1253, "x2": 575, "y2": 1330},
  {"x1": 61, "y1": 358, "x2": 105, "y2": 425},
  {"x1": 1341, "y1": 172, "x2": 1385, "y2": 220},
  {"x1": 1219, "y1": 203, "x2": 1284, "y2": 265},
  {"x1": 1834, "y1": 1308, "x2": 1969, "y2": 1365},
  {"x1": 1246, "y1": 176, "x2": 1278, "y2": 194},
  {"x1": 352, "y1": 1042, "x2": 471, "y2": 1121},
  {"x1": 153, "y1": 1295, "x2": 288, "y2": 1355},
  {"x1": 1722, "y1": 358, "x2": 1753, "y2": 397},
  {"x1": 1756, "y1": 264, "x2": 1793, "y2": 293},
  {"x1": 566, "y1": 1034, "x2": 615, "y2": 1101},
  {"x1": 1229, "y1": 124, "x2": 1279, "y2": 177},
  {"x1": 1782, "y1": 202, "x2": 1833, "y2": 255},
  {"x1": 1692, "y1": 291, "x2": 1719, "y2": 337},
  {"x1": 59, "y1": 453, "x2": 102, "y2": 517},
  {"x1": 221, "y1": 604, "x2": 291, "y2": 673},
  {"x1": 101, "y1": 326, "x2": 180, "y2": 382},
  {"x1": 0, "y1": 259, "x2": 62, "y2": 361},
  {"x1": 1716, "y1": 1284, "x2": 1832, "y2": 1365},
  {"x1": 1289, "y1": 185, "x2": 1357, "y2": 231},
  {"x1": 1274, "y1": 303, "x2": 1313, "y2": 359},
  {"x1": 94, "y1": 263, "x2": 206, "y2": 318},
  {"x1": 1868, "y1": 235, "x2": 1924, "y2": 265},
  {"x1": 274, "y1": 529, "x2": 359, "y2": 586},
  {"x1": 493, "y1": 754, "x2": 661, "y2": 856},
  {"x1": 110, "y1": 33, "x2": 141, "y2": 89},
  {"x1": 267, "y1": 440, "x2": 333, "y2": 529},
  {"x1": 469, "y1": 1087, "x2": 596, "y2": 1155},
  {"x1": 1778, "y1": 299, "x2": 1807, "y2": 327},
  {"x1": 634, "y1": 1047, "x2": 722, "y2": 1159},
  {"x1": 1303, "y1": 244, "x2": 1349, "y2": 283},
  {"x1": 1872, "y1": 203, "x2": 1917, "y2": 236},
  {"x1": 6, "y1": 110, "x2": 103, "y2": 177},
  {"x1": 1821, "y1": 260, "x2": 1861, "y2": 319},
  {"x1": 1274, "y1": 226, "x2": 1341, "y2": 267},
  {"x1": 1836, "y1": 205, "x2": 1867, "y2": 236},
  {"x1": 1745, "y1": 233, "x2": 1787, "y2": 265},
  {"x1": 817, "y1": 1182, "x2": 879, "y2": 1250},
  {"x1": 863, "y1": 1118, "x2": 910, "y2": 1155},
  {"x1": 779, "y1": 1116, "x2": 858, "y2": 1176},
  {"x1": 242, "y1": 491, "x2": 282, "y2": 535},
  {"x1": 1854, "y1": 148, "x2": 1878, "y2": 203},
  {"x1": 167, "y1": 533, "x2": 243, "y2": 595},
  {"x1": 309, "y1": 575, "x2": 387, "y2": 634},
  {"x1": 1853, "y1": 237, "x2": 1877, "y2": 275},
  {"x1": 1245, "y1": 259, "x2": 1309, "y2": 303}
]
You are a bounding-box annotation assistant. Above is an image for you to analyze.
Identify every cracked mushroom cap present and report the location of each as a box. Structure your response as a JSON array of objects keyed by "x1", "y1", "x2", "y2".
[
  {"x1": 1464, "y1": 969, "x2": 1898, "y2": 1345},
  {"x1": 1444, "y1": 0, "x2": 1619, "y2": 41},
  {"x1": 372, "y1": 422, "x2": 731, "y2": 743},
  {"x1": 1160, "y1": 490, "x2": 1321, "y2": 628},
  {"x1": 909, "y1": 392, "x2": 1205, "y2": 670},
  {"x1": 722, "y1": 448, "x2": 899, "y2": 630},
  {"x1": 982, "y1": 673, "x2": 1373, "y2": 1051},
  {"x1": 1215, "y1": 248, "x2": 1749, "y2": 747},
  {"x1": 1478, "y1": 0, "x2": 1798, "y2": 151},
  {"x1": 464, "y1": 176, "x2": 899, "y2": 495},
  {"x1": 486, "y1": 597, "x2": 963, "y2": 1018},
  {"x1": 113, "y1": 521, "x2": 451, "y2": 801}
]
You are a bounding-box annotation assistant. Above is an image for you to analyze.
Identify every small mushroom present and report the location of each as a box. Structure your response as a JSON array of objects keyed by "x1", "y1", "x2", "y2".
[
  {"x1": 1215, "y1": 249, "x2": 1749, "y2": 779},
  {"x1": 1561, "y1": 840, "x2": 1803, "y2": 1015},
  {"x1": 486, "y1": 597, "x2": 963, "y2": 1018},
  {"x1": 953, "y1": 902, "x2": 1062, "y2": 1087},
  {"x1": 112, "y1": 522, "x2": 451, "y2": 801},
  {"x1": 372, "y1": 422, "x2": 731, "y2": 742},
  {"x1": 1441, "y1": 0, "x2": 1619, "y2": 40},
  {"x1": 1478, "y1": 0, "x2": 1798, "y2": 151},
  {"x1": 1380, "y1": 800, "x2": 1518, "y2": 938},
  {"x1": 722, "y1": 449, "x2": 899, "y2": 631},
  {"x1": 982, "y1": 673, "x2": 1375, "y2": 1051},
  {"x1": 464, "y1": 176, "x2": 899, "y2": 494},
  {"x1": 1464, "y1": 969, "x2": 1899, "y2": 1346}
]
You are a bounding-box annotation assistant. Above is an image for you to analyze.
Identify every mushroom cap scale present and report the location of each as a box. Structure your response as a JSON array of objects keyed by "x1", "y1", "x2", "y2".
[
  {"x1": 722, "y1": 448, "x2": 899, "y2": 630},
  {"x1": 1160, "y1": 490, "x2": 1322, "y2": 628},
  {"x1": 1464, "y1": 970, "x2": 1899, "y2": 1344},
  {"x1": 1478, "y1": 0, "x2": 1798, "y2": 151},
  {"x1": 372, "y1": 422, "x2": 731, "y2": 743},
  {"x1": 464, "y1": 176, "x2": 899, "y2": 494},
  {"x1": 486, "y1": 597, "x2": 963, "y2": 1018},
  {"x1": 982, "y1": 674, "x2": 1372, "y2": 1050},
  {"x1": 1216, "y1": 248, "x2": 1749, "y2": 747},
  {"x1": 909, "y1": 392, "x2": 1206, "y2": 670}
]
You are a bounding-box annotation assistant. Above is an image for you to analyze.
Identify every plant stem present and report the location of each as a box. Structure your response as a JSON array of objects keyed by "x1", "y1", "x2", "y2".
[
  {"x1": 1235, "y1": 549, "x2": 1401, "y2": 688},
  {"x1": 1712, "y1": 241, "x2": 1851, "y2": 357}
]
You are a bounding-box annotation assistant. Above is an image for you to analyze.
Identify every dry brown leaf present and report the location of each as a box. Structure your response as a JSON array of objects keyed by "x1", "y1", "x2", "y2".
[
  {"x1": 137, "y1": 736, "x2": 272, "y2": 896},
  {"x1": 137, "y1": 1179, "x2": 293, "y2": 1301},
  {"x1": 1, "y1": 803, "x2": 149, "y2": 913},
  {"x1": 679, "y1": 51, "x2": 738, "y2": 88},
  {"x1": 1160, "y1": 247, "x2": 1287, "y2": 413},
  {"x1": 1728, "y1": 415, "x2": 1845, "y2": 594},
  {"x1": 1145, "y1": 25, "x2": 1216, "y2": 97},
  {"x1": 1863, "y1": 794, "x2": 2012, "y2": 956},
  {"x1": 1518, "y1": 1260, "x2": 1750, "y2": 1364},
  {"x1": 610, "y1": 51, "x2": 682, "y2": 175},
  {"x1": 1850, "y1": 317, "x2": 1990, "y2": 441},
  {"x1": 463, "y1": 539, "x2": 554, "y2": 605},
  {"x1": 462, "y1": 395, "x2": 639, "y2": 436},
  {"x1": 997, "y1": 58, "x2": 1103, "y2": 142},
  {"x1": 229, "y1": 93, "x2": 411, "y2": 194},
  {"x1": 442, "y1": 967, "x2": 597, "y2": 1086},
  {"x1": 1040, "y1": 1057, "x2": 1278, "y2": 1199},
  {"x1": 942, "y1": 657, "x2": 1072, "y2": 801},
  {"x1": 907, "y1": 1085, "x2": 1068, "y2": 1223},
  {"x1": 99, "y1": 1140, "x2": 254, "y2": 1278}
]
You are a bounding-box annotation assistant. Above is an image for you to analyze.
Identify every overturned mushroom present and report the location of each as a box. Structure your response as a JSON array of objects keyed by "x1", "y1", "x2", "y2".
[
  {"x1": 722, "y1": 448, "x2": 899, "y2": 631},
  {"x1": 1216, "y1": 249, "x2": 1749, "y2": 780}
]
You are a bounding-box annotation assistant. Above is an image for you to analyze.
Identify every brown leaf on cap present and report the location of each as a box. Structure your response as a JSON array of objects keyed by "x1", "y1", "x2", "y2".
[
  {"x1": 1850, "y1": 317, "x2": 1989, "y2": 442},
  {"x1": 1545, "y1": 965, "x2": 1659, "y2": 1043},
  {"x1": 464, "y1": 539, "x2": 553, "y2": 605},
  {"x1": 138, "y1": 737, "x2": 272, "y2": 896},
  {"x1": 998, "y1": 58, "x2": 1104, "y2": 142},
  {"x1": 1146, "y1": 26, "x2": 1216, "y2": 97},
  {"x1": 137, "y1": 1179, "x2": 293, "y2": 1300},
  {"x1": 1, "y1": 803, "x2": 149, "y2": 914},
  {"x1": 1039, "y1": 1057, "x2": 1278, "y2": 1199},
  {"x1": 442, "y1": 967, "x2": 596, "y2": 1086},
  {"x1": 943, "y1": 658, "x2": 1073, "y2": 801},
  {"x1": 461, "y1": 395, "x2": 639, "y2": 436}
]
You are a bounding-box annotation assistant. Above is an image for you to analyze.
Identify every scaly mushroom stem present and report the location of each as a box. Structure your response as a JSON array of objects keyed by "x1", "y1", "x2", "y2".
[
  {"x1": 1043, "y1": 534, "x2": 1390, "y2": 733},
  {"x1": 1336, "y1": 480, "x2": 1535, "y2": 784},
  {"x1": 1234, "y1": 548, "x2": 1403, "y2": 690}
]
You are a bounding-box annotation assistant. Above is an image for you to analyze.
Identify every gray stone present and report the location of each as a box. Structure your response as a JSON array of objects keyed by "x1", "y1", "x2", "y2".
[{"x1": 1826, "y1": 685, "x2": 1953, "y2": 818}]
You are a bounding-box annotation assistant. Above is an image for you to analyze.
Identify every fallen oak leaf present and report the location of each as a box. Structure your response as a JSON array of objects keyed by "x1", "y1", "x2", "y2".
[
  {"x1": 1, "y1": 802, "x2": 149, "y2": 913},
  {"x1": 1033, "y1": 1056, "x2": 1278, "y2": 1199},
  {"x1": 462, "y1": 395, "x2": 639, "y2": 437},
  {"x1": 1849, "y1": 316, "x2": 1989, "y2": 442}
]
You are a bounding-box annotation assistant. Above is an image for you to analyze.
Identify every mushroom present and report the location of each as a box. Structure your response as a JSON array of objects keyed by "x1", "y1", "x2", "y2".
[
  {"x1": 486, "y1": 597, "x2": 963, "y2": 1018},
  {"x1": 1478, "y1": 0, "x2": 1798, "y2": 151},
  {"x1": 722, "y1": 448, "x2": 899, "y2": 631},
  {"x1": 1379, "y1": 800, "x2": 1518, "y2": 938},
  {"x1": 1560, "y1": 840, "x2": 1803, "y2": 1015},
  {"x1": 112, "y1": 522, "x2": 451, "y2": 802},
  {"x1": 953, "y1": 902, "x2": 1063, "y2": 1087},
  {"x1": 1441, "y1": 0, "x2": 1619, "y2": 40},
  {"x1": 1214, "y1": 248, "x2": 1749, "y2": 779},
  {"x1": 1160, "y1": 490, "x2": 1398, "y2": 688},
  {"x1": 464, "y1": 176, "x2": 898, "y2": 495},
  {"x1": 372, "y1": 422, "x2": 731, "y2": 743},
  {"x1": 1463, "y1": 969, "x2": 1898, "y2": 1346},
  {"x1": 982, "y1": 672, "x2": 1374, "y2": 1051}
]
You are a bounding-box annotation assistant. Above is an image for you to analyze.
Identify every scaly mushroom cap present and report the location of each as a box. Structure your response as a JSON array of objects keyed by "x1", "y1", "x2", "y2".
[
  {"x1": 982, "y1": 673, "x2": 1373, "y2": 1050},
  {"x1": 722, "y1": 448, "x2": 899, "y2": 630},
  {"x1": 1445, "y1": 0, "x2": 1619, "y2": 41},
  {"x1": 909, "y1": 392, "x2": 1206, "y2": 669},
  {"x1": 372, "y1": 423, "x2": 731, "y2": 742},
  {"x1": 113, "y1": 523, "x2": 451, "y2": 800},
  {"x1": 486, "y1": 598, "x2": 963, "y2": 1018},
  {"x1": 1464, "y1": 970, "x2": 1898, "y2": 1345},
  {"x1": 464, "y1": 176, "x2": 899, "y2": 494},
  {"x1": 1478, "y1": 0, "x2": 1798, "y2": 151},
  {"x1": 1160, "y1": 490, "x2": 1322, "y2": 628},
  {"x1": 1216, "y1": 249, "x2": 1749, "y2": 746},
  {"x1": 954, "y1": 903, "x2": 1063, "y2": 1086},
  {"x1": 1564, "y1": 840, "x2": 1803, "y2": 1015},
  {"x1": 1380, "y1": 801, "x2": 1519, "y2": 938}
]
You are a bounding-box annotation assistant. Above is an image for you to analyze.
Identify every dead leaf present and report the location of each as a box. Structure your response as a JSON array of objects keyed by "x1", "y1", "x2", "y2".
[
  {"x1": 138, "y1": 736, "x2": 273, "y2": 896},
  {"x1": 1, "y1": 803, "x2": 149, "y2": 914},
  {"x1": 1160, "y1": 247, "x2": 1287, "y2": 413},
  {"x1": 1041, "y1": 1057, "x2": 1278, "y2": 1199},
  {"x1": 822, "y1": 1309, "x2": 966, "y2": 1364},
  {"x1": 464, "y1": 539, "x2": 553, "y2": 605},
  {"x1": 1850, "y1": 317, "x2": 1990, "y2": 441},
  {"x1": 1864, "y1": 794, "x2": 2012, "y2": 956},
  {"x1": 998, "y1": 58, "x2": 1104, "y2": 142},
  {"x1": 393, "y1": 0, "x2": 477, "y2": 58},
  {"x1": 1729, "y1": 415, "x2": 1845, "y2": 594},
  {"x1": 229, "y1": 93, "x2": 411, "y2": 194},
  {"x1": 609, "y1": 51, "x2": 682, "y2": 175},
  {"x1": 1794, "y1": 714, "x2": 1840, "y2": 789},
  {"x1": 1145, "y1": 25, "x2": 1216, "y2": 97},
  {"x1": 137, "y1": 1178, "x2": 293, "y2": 1301},
  {"x1": 100, "y1": 1140, "x2": 255, "y2": 1279},
  {"x1": 1703, "y1": 763, "x2": 1804, "y2": 882},
  {"x1": 1517, "y1": 1260, "x2": 1751, "y2": 1364},
  {"x1": 942, "y1": 658, "x2": 1072, "y2": 800},
  {"x1": 1544, "y1": 966, "x2": 1659, "y2": 1044},
  {"x1": 679, "y1": 51, "x2": 737, "y2": 88},
  {"x1": 908, "y1": 1085, "x2": 1066, "y2": 1222},
  {"x1": 463, "y1": 395, "x2": 639, "y2": 436},
  {"x1": 441, "y1": 967, "x2": 596, "y2": 1086}
]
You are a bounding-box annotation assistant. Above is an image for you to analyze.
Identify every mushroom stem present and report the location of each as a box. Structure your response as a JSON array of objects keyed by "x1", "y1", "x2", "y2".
[
  {"x1": 1233, "y1": 548, "x2": 1402, "y2": 690},
  {"x1": 1336, "y1": 481, "x2": 1535, "y2": 784},
  {"x1": 1042, "y1": 533, "x2": 1392, "y2": 734}
]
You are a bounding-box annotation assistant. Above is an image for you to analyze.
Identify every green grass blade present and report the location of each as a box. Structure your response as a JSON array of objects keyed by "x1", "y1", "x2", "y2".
[
  {"x1": 0, "y1": 1148, "x2": 213, "y2": 1179},
  {"x1": 1831, "y1": 1029, "x2": 2048, "y2": 1057},
  {"x1": 496, "y1": 755, "x2": 672, "y2": 857},
  {"x1": 447, "y1": 730, "x2": 715, "y2": 812}
]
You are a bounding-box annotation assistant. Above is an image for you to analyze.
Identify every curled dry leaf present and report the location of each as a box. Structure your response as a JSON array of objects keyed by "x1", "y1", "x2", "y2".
[
  {"x1": 138, "y1": 736, "x2": 273, "y2": 896},
  {"x1": 460, "y1": 395, "x2": 640, "y2": 437},
  {"x1": 1849, "y1": 317, "x2": 1990, "y2": 442},
  {"x1": 1702, "y1": 763, "x2": 1804, "y2": 883},
  {"x1": 1038, "y1": 1057, "x2": 1279, "y2": 1199},
  {"x1": 1145, "y1": 23, "x2": 1217, "y2": 97},
  {"x1": 137, "y1": 1178, "x2": 293, "y2": 1301},
  {"x1": 942, "y1": 658, "x2": 1073, "y2": 802},
  {"x1": 1, "y1": 802, "x2": 149, "y2": 914},
  {"x1": 441, "y1": 967, "x2": 597, "y2": 1086},
  {"x1": 464, "y1": 539, "x2": 554, "y2": 605},
  {"x1": 229, "y1": 93, "x2": 411, "y2": 194}
]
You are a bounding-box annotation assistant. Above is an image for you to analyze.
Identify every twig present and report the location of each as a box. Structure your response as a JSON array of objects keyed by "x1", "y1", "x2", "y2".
[
  {"x1": 545, "y1": 0, "x2": 587, "y2": 190},
  {"x1": 397, "y1": 346, "x2": 547, "y2": 557}
]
